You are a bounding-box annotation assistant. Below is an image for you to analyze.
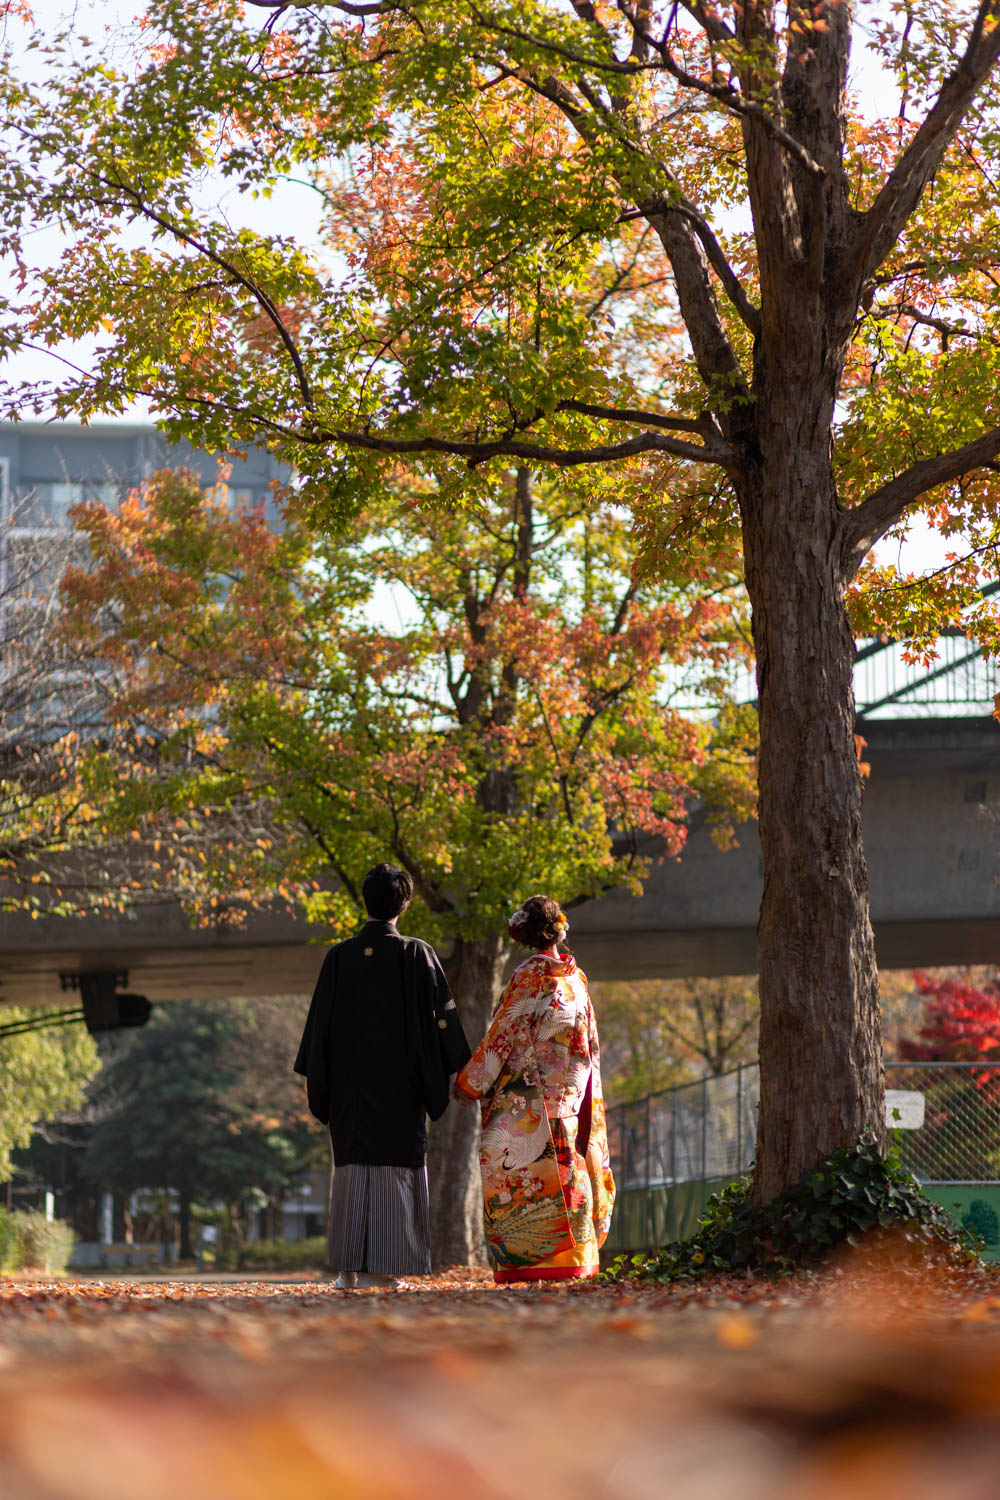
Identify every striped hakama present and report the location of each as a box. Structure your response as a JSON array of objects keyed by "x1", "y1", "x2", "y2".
[{"x1": 328, "y1": 1162, "x2": 432, "y2": 1276}]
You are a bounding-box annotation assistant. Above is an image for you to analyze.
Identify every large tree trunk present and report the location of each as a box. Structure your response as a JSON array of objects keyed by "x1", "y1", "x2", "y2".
[
  {"x1": 427, "y1": 934, "x2": 507, "y2": 1268},
  {"x1": 741, "y1": 426, "x2": 885, "y2": 1205}
]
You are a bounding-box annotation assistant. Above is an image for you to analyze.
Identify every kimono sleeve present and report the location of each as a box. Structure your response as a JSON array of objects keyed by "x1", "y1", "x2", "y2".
[
  {"x1": 411, "y1": 943, "x2": 471, "y2": 1122},
  {"x1": 587, "y1": 993, "x2": 605, "y2": 1096},
  {"x1": 293, "y1": 949, "x2": 336, "y2": 1126},
  {"x1": 453, "y1": 970, "x2": 537, "y2": 1105}
]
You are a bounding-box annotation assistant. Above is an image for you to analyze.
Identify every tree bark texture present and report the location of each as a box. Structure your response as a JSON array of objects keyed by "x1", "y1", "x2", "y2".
[
  {"x1": 428, "y1": 934, "x2": 507, "y2": 1268},
  {"x1": 729, "y1": 3, "x2": 885, "y2": 1201},
  {"x1": 740, "y1": 408, "x2": 885, "y2": 1203}
]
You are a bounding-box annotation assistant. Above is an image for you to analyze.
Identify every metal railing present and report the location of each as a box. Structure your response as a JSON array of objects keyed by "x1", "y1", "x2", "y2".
[
  {"x1": 884, "y1": 1062, "x2": 1000, "y2": 1183},
  {"x1": 681, "y1": 581, "x2": 1000, "y2": 719},
  {"x1": 715, "y1": 637, "x2": 1000, "y2": 720},
  {"x1": 854, "y1": 636, "x2": 1000, "y2": 718},
  {"x1": 606, "y1": 1061, "x2": 1000, "y2": 1194}
]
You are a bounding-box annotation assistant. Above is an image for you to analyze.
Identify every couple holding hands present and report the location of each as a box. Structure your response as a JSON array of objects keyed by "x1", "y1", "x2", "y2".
[{"x1": 295, "y1": 863, "x2": 616, "y2": 1286}]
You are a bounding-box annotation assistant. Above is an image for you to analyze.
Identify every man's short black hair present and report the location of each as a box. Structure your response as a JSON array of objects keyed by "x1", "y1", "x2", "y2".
[{"x1": 362, "y1": 863, "x2": 414, "y2": 920}]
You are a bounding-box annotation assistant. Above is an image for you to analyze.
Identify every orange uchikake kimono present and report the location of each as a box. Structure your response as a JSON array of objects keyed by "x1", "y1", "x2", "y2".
[{"x1": 454, "y1": 950, "x2": 616, "y2": 1282}]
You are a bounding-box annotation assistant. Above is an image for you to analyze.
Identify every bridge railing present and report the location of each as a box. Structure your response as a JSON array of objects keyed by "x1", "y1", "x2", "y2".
[
  {"x1": 705, "y1": 638, "x2": 1000, "y2": 718},
  {"x1": 669, "y1": 580, "x2": 1000, "y2": 718},
  {"x1": 604, "y1": 1061, "x2": 1000, "y2": 1253}
]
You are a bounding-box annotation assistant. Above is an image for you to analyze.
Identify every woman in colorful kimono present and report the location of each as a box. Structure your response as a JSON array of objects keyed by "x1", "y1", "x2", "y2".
[{"x1": 454, "y1": 895, "x2": 616, "y2": 1283}]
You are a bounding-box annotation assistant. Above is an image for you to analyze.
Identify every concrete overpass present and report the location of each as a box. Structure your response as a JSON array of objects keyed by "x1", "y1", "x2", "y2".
[
  {"x1": 571, "y1": 714, "x2": 1000, "y2": 978},
  {"x1": 0, "y1": 715, "x2": 997, "y2": 1007}
]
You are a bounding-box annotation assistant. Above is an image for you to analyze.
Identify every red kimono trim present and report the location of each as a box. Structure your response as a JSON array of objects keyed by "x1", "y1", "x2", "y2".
[{"x1": 494, "y1": 1264, "x2": 601, "y2": 1284}]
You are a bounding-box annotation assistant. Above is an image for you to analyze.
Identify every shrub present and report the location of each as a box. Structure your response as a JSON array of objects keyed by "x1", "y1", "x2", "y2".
[
  {"x1": 16, "y1": 1212, "x2": 75, "y2": 1273},
  {"x1": 607, "y1": 1138, "x2": 977, "y2": 1282},
  {"x1": 215, "y1": 1236, "x2": 328, "y2": 1272},
  {"x1": 0, "y1": 1208, "x2": 24, "y2": 1273},
  {"x1": 0, "y1": 1208, "x2": 75, "y2": 1274}
]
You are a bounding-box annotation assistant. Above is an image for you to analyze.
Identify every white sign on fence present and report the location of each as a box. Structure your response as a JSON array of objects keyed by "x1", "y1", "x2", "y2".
[{"x1": 885, "y1": 1090, "x2": 925, "y2": 1130}]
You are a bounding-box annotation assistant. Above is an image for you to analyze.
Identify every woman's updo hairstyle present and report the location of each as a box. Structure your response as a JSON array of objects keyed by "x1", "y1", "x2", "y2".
[{"x1": 508, "y1": 895, "x2": 569, "y2": 950}]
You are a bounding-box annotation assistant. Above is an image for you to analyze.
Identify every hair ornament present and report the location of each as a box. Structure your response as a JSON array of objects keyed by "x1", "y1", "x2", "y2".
[{"x1": 507, "y1": 905, "x2": 530, "y2": 938}]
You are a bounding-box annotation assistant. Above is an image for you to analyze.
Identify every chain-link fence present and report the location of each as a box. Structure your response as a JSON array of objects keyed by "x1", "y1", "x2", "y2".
[
  {"x1": 604, "y1": 1065, "x2": 760, "y2": 1251},
  {"x1": 604, "y1": 1061, "x2": 1000, "y2": 1253},
  {"x1": 606, "y1": 1065, "x2": 759, "y2": 1193},
  {"x1": 885, "y1": 1062, "x2": 1000, "y2": 1182}
]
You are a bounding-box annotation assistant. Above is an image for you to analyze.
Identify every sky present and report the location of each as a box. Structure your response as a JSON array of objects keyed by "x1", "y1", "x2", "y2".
[{"x1": 0, "y1": 0, "x2": 959, "y2": 579}]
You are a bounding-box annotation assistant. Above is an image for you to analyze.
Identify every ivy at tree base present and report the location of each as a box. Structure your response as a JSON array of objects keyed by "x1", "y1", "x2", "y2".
[{"x1": 608, "y1": 1140, "x2": 979, "y2": 1283}]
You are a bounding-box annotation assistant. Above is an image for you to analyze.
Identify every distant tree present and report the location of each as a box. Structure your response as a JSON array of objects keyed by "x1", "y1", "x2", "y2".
[
  {"x1": 899, "y1": 970, "x2": 1000, "y2": 1064},
  {"x1": 594, "y1": 975, "x2": 758, "y2": 1103},
  {"x1": 962, "y1": 1197, "x2": 1000, "y2": 1247},
  {"x1": 0, "y1": 1014, "x2": 99, "y2": 1182},
  {"x1": 878, "y1": 969, "x2": 934, "y2": 1062},
  {"x1": 84, "y1": 997, "x2": 323, "y2": 1259}
]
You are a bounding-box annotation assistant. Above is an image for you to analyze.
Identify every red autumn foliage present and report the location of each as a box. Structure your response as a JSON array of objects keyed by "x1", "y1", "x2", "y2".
[
  {"x1": 899, "y1": 970, "x2": 1000, "y2": 1105},
  {"x1": 900, "y1": 971, "x2": 1000, "y2": 1064}
]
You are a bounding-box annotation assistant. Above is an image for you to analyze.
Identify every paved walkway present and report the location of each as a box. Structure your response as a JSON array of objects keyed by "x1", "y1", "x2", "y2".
[{"x1": 3, "y1": 1261, "x2": 1000, "y2": 1499}]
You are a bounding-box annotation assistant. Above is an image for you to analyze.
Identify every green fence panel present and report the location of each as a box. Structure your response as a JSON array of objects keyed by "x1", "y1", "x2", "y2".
[
  {"x1": 923, "y1": 1184, "x2": 1000, "y2": 1261},
  {"x1": 605, "y1": 1178, "x2": 737, "y2": 1255}
]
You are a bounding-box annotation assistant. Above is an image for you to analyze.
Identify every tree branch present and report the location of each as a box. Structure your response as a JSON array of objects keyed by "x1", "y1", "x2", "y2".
[
  {"x1": 494, "y1": 0, "x2": 826, "y2": 179},
  {"x1": 300, "y1": 421, "x2": 731, "y2": 469},
  {"x1": 553, "y1": 396, "x2": 719, "y2": 436},
  {"x1": 643, "y1": 199, "x2": 751, "y2": 411},
  {"x1": 676, "y1": 0, "x2": 734, "y2": 44},
  {"x1": 670, "y1": 201, "x2": 761, "y2": 335},
  {"x1": 471, "y1": 47, "x2": 752, "y2": 414},
  {"x1": 852, "y1": 1, "x2": 1000, "y2": 289},
  {"x1": 841, "y1": 425, "x2": 1000, "y2": 578},
  {"x1": 244, "y1": 0, "x2": 395, "y2": 11},
  {"x1": 90, "y1": 166, "x2": 317, "y2": 413},
  {"x1": 16, "y1": 360, "x2": 732, "y2": 470},
  {"x1": 870, "y1": 302, "x2": 992, "y2": 344}
]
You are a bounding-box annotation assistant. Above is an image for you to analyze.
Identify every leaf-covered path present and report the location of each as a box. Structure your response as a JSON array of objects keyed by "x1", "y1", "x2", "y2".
[{"x1": 4, "y1": 1260, "x2": 1000, "y2": 1499}]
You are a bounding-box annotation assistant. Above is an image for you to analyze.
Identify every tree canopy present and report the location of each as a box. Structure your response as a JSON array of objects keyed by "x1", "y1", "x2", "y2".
[
  {"x1": 46, "y1": 466, "x2": 753, "y2": 945},
  {"x1": 0, "y1": 0, "x2": 996, "y2": 634},
  {"x1": 900, "y1": 969, "x2": 1000, "y2": 1065},
  {"x1": 0, "y1": 1013, "x2": 99, "y2": 1182}
]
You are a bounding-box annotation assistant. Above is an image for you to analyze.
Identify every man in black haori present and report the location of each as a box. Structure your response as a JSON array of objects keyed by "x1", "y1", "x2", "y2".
[{"x1": 294, "y1": 863, "x2": 470, "y2": 1289}]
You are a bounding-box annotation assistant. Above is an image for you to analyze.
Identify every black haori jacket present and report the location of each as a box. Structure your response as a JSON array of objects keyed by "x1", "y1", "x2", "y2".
[{"x1": 294, "y1": 920, "x2": 472, "y2": 1168}]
